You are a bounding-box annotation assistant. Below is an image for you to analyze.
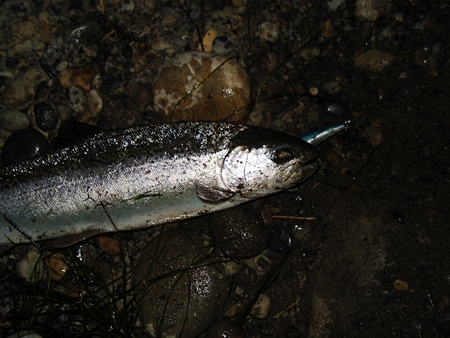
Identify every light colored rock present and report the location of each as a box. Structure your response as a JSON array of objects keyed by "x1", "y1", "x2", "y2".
[
  {"x1": 15, "y1": 250, "x2": 44, "y2": 283},
  {"x1": 87, "y1": 89, "x2": 103, "y2": 118},
  {"x1": 0, "y1": 110, "x2": 30, "y2": 131},
  {"x1": 355, "y1": 0, "x2": 380, "y2": 22},
  {"x1": 256, "y1": 22, "x2": 279, "y2": 43},
  {"x1": 1, "y1": 67, "x2": 48, "y2": 110},
  {"x1": 152, "y1": 52, "x2": 251, "y2": 122}
]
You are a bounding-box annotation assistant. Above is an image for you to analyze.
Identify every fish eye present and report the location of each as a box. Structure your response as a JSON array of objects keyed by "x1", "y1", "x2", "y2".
[{"x1": 268, "y1": 145, "x2": 294, "y2": 164}]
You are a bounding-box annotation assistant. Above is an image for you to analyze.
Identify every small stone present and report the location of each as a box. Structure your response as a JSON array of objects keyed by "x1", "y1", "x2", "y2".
[
  {"x1": 152, "y1": 52, "x2": 251, "y2": 122},
  {"x1": 300, "y1": 47, "x2": 320, "y2": 61},
  {"x1": 250, "y1": 293, "x2": 271, "y2": 319},
  {"x1": 323, "y1": 81, "x2": 340, "y2": 95},
  {"x1": 198, "y1": 29, "x2": 218, "y2": 52},
  {"x1": 355, "y1": 0, "x2": 380, "y2": 22},
  {"x1": 151, "y1": 36, "x2": 175, "y2": 52},
  {"x1": 320, "y1": 20, "x2": 335, "y2": 38},
  {"x1": 6, "y1": 38, "x2": 45, "y2": 59},
  {"x1": 364, "y1": 125, "x2": 382, "y2": 146},
  {"x1": 256, "y1": 22, "x2": 279, "y2": 43},
  {"x1": 15, "y1": 250, "x2": 44, "y2": 283},
  {"x1": 59, "y1": 67, "x2": 93, "y2": 91},
  {"x1": 87, "y1": 89, "x2": 104, "y2": 118},
  {"x1": 0, "y1": 110, "x2": 30, "y2": 132},
  {"x1": 97, "y1": 236, "x2": 121, "y2": 256},
  {"x1": 1, "y1": 67, "x2": 48, "y2": 110},
  {"x1": 354, "y1": 49, "x2": 394, "y2": 72},
  {"x1": 393, "y1": 279, "x2": 409, "y2": 291},
  {"x1": 67, "y1": 86, "x2": 87, "y2": 114},
  {"x1": 309, "y1": 86, "x2": 319, "y2": 95},
  {"x1": 212, "y1": 36, "x2": 235, "y2": 55},
  {"x1": 293, "y1": 224, "x2": 311, "y2": 242},
  {"x1": 1, "y1": 128, "x2": 50, "y2": 165},
  {"x1": 34, "y1": 102, "x2": 58, "y2": 131},
  {"x1": 48, "y1": 253, "x2": 69, "y2": 281}
]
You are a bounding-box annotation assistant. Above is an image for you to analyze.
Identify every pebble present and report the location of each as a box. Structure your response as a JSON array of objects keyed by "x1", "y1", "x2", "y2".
[
  {"x1": 1, "y1": 128, "x2": 50, "y2": 165},
  {"x1": 209, "y1": 206, "x2": 268, "y2": 259},
  {"x1": 6, "y1": 38, "x2": 45, "y2": 61},
  {"x1": 250, "y1": 293, "x2": 271, "y2": 319},
  {"x1": 0, "y1": 110, "x2": 30, "y2": 131},
  {"x1": 151, "y1": 36, "x2": 175, "y2": 52},
  {"x1": 133, "y1": 228, "x2": 229, "y2": 338},
  {"x1": 67, "y1": 86, "x2": 87, "y2": 114},
  {"x1": 48, "y1": 253, "x2": 69, "y2": 281},
  {"x1": 256, "y1": 22, "x2": 279, "y2": 43},
  {"x1": 59, "y1": 67, "x2": 93, "y2": 91},
  {"x1": 34, "y1": 102, "x2": 58, "y2": 131},
  {"x1": 353, "y1": 49, "x2": 394, "y2": 72},
  {"x1": 355, "y1": 0, "x2": 380, "y2": 22},
  {"x1": 212, "y1": 36, "x2": 235, "y2": 54},
  {"x1": 97, "y1": 236, "x2": 121, "y2": 256},
  {"x1": 34, "y1": 81, "x2": 49, "y2": 103},
  {"x1": 1, "y1": 67, "x2": 48, "y2": 110},
  {"x1": 293, "y1": 224, "x2": 311, "y2": 242},
  {"x1": 323, "y1": 81, "x2": 341, "y2": 95},
  {"x1": 87, "y1": 89, "x2": 104, "y2": 118},
  {"x1": 393, "y1": 279, "x2": 409, "y2": 291},
  {"x1": 320, "y1": 20, "x2": 335, "y2": 38},
  {"x1": 152, "y1": 52, "x2": 251, "y2": 122},
  {"x1": 363, "y1": 125, "x2": 383, "y2": 146},
  {"x1": 15, "y1": 250, "x2": 44, "y2": 283}
]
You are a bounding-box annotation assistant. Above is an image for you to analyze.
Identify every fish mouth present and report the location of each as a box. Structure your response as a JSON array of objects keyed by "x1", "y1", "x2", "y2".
[{"x1": 275, "y1": 158, "x2": 319, "y2": 185}]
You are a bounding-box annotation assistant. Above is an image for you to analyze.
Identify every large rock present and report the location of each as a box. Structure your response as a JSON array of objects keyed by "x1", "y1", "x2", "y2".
[
  {"x1": 152, "y1": 52, "x2": 251, "y2": 122},
  {"x1": 133, "y1": 228, "x2": 230, "y2": 337}
]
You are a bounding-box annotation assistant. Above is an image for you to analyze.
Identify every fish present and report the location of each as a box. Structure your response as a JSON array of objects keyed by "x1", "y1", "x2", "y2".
[{"x1": 0, "y1": 121, "x2": 344, "y2": 246}]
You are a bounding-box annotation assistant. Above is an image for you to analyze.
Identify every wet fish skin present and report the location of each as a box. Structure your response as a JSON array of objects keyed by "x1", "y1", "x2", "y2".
[{"x1": 0, "y1": 122, "x2": 319, "y2": 245}]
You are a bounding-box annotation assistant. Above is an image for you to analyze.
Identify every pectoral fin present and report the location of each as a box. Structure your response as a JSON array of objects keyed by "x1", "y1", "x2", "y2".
[{"x1": 196, "y1": 183, "x2": 234, "y2": 202}]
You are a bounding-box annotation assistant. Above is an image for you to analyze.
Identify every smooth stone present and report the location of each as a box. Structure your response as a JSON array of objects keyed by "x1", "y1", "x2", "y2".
[
  {"x1": 209, "y1": 206, "x2": 268, "y2": 259},
  {"x1": 6, "y1": 38, "x2": 45, "y2": 59},
  {"x1": 15, "y1": 250, "x2": 44, "y2": 283},
  {"x1": 0, "y1": 110, "x2": 29, "y2": 131},
  {"x1": 152, "y1": 52, "x2": 251, "y2": 122},
  {"x1": 151, "y1": 36, "x2": 175, "y2": 51},
  {"x1": 0, "y1": 16, "x2": 39, "y2": 49},
  {"x1": 34, "y1": 102, "x2": 58, "y2": 131},
  {"x1": 250, "y1": 293, "x2": 271, "y2": 319},
  {"x1": 87, "y1": 89, "x2": 103, "y2": 118},
  {"x1": 353, "y1": 49, "x2": 394, "y2": 72},
  {"x1": 256, "y1": 22, "x2": 279, "y2": 43},
  {"x1": 355, "y1": 0, "x2": 380, "y2": 22},
  {"x1": 48, "y1": 253, "x2": 69, "y2": 281},
  {"x1": 133, "y1": 228, "x2": 229, "y2": 338},
  {"x1": 212, "y1": 36, "x2": 235, "y2": 55},
  {"x1": 1, "y1": 128, "x2": 50, "y2": 165},
  {"x1": 67, "y1": 86, "x2": 87, "y2": 114},
  {"x1": 1, "y1": 67, "x2": 49, "y2": 110}
]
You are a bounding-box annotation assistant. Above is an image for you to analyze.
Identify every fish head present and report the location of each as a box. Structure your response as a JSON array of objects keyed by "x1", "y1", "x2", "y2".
[{"x1": 219, "y1": 127, "x2": 319, "y2": 199}]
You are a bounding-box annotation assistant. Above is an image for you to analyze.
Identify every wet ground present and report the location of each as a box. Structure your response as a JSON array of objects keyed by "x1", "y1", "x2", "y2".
[{"x1": 0, "y1": 0, "x2": 450, "y2": 337}]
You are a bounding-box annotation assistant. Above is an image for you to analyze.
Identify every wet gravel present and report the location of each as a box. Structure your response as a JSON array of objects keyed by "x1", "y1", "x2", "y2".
[{"x1": 1, "y1": 0, "x2": 450, "y2": 337}]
